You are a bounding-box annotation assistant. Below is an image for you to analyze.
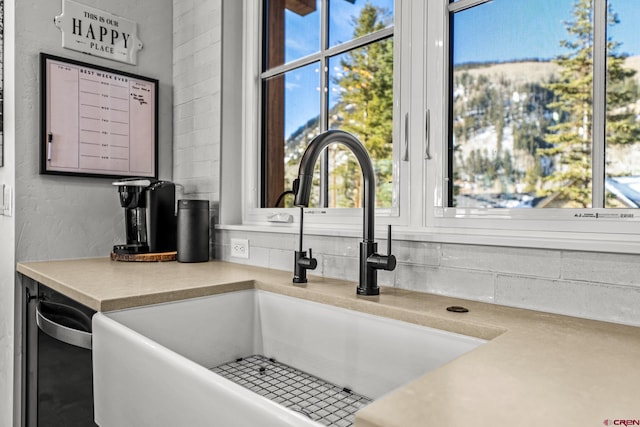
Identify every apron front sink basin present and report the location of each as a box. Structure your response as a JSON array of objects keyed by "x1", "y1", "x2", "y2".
[{"x1": 93, "y1": 289, "x2": 485, "y2": 426}]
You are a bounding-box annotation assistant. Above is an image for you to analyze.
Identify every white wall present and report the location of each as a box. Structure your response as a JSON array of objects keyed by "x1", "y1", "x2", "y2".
[
  {"x1": 14, "y1": 0, "x2": 173, "y2": 262},
  {"x1": 2, "y1": 0, "x2": 173, "y2": 425}
]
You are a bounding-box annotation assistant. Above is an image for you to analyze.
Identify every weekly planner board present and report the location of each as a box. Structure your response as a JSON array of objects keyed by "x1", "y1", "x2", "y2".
[{"x1": 40, "y1": 53, "x2": 158, "y2": 178}]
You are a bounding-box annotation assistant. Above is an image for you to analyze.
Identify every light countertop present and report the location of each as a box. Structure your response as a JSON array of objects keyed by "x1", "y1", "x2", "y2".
[{"x1": 17, "y1": 258, "x2": 640, "y2": 427}]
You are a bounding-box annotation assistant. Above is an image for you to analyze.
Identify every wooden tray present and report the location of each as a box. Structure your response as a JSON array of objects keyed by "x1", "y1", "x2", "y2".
[{"x1": 110, "y1": 251, "x2": 177, "y2": 262}]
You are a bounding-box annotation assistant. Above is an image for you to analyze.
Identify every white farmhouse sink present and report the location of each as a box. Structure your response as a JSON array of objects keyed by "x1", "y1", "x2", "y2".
[{"x1": 93, "y1": 289, "x2": 485, "y2": 427}]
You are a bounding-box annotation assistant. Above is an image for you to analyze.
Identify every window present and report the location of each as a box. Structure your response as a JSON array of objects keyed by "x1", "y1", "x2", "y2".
[
  {"x1": 447, "y1": 0, "x2": 640, "y2": 210},
  {"x1": 236, "y1": 0, "x2": 640, "y2": 252},
  {"x1": 261, "y1": 0, "x2": 395, "y2": 209}
]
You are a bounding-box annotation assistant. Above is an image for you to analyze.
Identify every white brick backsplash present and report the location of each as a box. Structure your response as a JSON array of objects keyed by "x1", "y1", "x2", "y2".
[
  {"x1": 191, "y1": 128, "x2": 215, "y2": 147},
  {"x1": 442, "y1": 244, "x2": 562, "y2": 278},
  {"x1": 392, "y1": 239, "x2": 440, "y2": 266},
  {"x1": 195, "y1": 111, "x2": 216, "y2": 130},
  {"x1": 268, "y1": 248, "x2": 296, "y2": 272},
  {"x1": 322, "y1": 254, "x2": 360, "y2": 283},
  {"x1": 377, "y1": 269, "x2": 396, "y2": 287},
  {"x1": 193, "y1": 76, "x2": 219, "y2": 96},
  {"x1": 215, "y1": 228, "x2": 640, "y2": 325},
  {"x1": 174, "y1": 116, "x2": 195, "y2": 136},
  {"x1": 253, "y1": 231, "x2": 297, "y2": 251},
  {"x1": 396, "y1": 264, "x2": 496, "y2": 302},
  {"x1": 194, "y1": 95, "x2": 214, "y2": 114},
  {"x1": 173, "y1": 0, "x2": 195, "y2": 19},
  {"x1": 189, "y1": 160, "x2": 214, "y2": 178},
  {"x1": 179, "y1": 177, "x2": 217, "y2": 196},
  {"x1": 304, "y1": 235, "x2": 360, "y2": 257},
  {"x1": 194, "y1": 52, "x2": 216, "y2": 74},
  {"x1": 175, "y1": 100, "x2": 195, "y2": 120},
  {"x1": 173, "y1": 84, "x2": 195, "y2": 107},
  {"x1": 191, "y1": 30, "x2": 218, "y2": 53},
  {"x1": 245, "y1": 245, "x2": 269, "y2": 267},
  {"x1": 561, "y1": 251, "x2": 640, "y2": 286},
  {"x1": 496, "y1": 275, "x2": 640, "y2": 326},
  {"x1": 217, "y1": 230, "x2": 296, "y2": 252},
  {"x1": 173, "y1": 22, "x2": 195, "y2": 48},
  {"x1": 173, "y1": 41, "x2": 196, "y2": 62},
  {"x1": 215, "y1": 229, "x2": 233, "y2": 246},
  {"x1": 173, "y1": 0, "x2": 221, "y2": 203}
]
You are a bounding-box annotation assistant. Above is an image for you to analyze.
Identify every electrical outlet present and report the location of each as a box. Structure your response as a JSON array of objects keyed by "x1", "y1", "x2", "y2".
[{"x1": 230, "y1": 238, "x2": 249, "y2": 259}]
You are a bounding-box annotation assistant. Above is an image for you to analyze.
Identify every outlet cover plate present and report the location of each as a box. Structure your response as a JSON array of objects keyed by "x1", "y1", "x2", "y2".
[{"x1": 230, "y1": 238, "x2": 249, "y2": 259}]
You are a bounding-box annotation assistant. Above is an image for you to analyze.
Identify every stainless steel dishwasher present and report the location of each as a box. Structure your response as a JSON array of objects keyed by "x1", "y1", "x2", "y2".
[{"x1": 23, "y1": 279, "x2": 97, "y2": 426}]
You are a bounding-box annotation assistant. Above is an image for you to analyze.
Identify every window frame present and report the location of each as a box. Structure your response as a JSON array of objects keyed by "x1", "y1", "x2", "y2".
[
  {"x1": 241, "y1": 0, "x2": 409, "y2": 229},
  {"x1": 421, "y1": 0, "x2": 640, "y2": 251},
  {"x1": 234, "y1": 0, "x2": 640, "y2": 254}
]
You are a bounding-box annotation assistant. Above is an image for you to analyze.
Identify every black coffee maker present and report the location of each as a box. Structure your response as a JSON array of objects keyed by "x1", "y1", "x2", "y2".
[{"x1": 112, "y1": 178, "x2": 177, "y2": 255}]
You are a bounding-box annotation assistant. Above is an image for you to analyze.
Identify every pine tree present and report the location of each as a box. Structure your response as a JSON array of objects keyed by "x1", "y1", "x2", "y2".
[
  {"x1": 540, "y1": 0, "x2": 640, "y2": 207},
  {"x1": 332, "y1": 2, "x2": 394, "y2": 208}
]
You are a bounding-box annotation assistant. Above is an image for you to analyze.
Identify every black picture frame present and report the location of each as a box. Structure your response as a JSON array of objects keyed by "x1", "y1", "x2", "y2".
[{"x1": 40, "y1": 53, "x2": 158, "y2": 179}]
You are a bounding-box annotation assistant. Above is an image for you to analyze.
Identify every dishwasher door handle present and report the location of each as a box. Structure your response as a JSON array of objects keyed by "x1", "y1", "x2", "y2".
[{"x1": 36, "y1": 301, "x2": 93, "y2": 350}]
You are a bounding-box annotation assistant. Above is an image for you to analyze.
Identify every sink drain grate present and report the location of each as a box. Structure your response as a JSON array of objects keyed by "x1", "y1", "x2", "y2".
[{"x1": 210, "y1": 355, "x2": 372, "y2": 427}]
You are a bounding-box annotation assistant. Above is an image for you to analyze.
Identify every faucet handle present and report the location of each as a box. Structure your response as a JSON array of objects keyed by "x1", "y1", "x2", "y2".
[
  {"x1": 384, "y1": 224, "x2": 397, "y2": 271},
  {"x1": 367, "y1": 225, "x2": 396, "y2": 272},
  {"x1": 305, "y1": 249, "x2": 318, "y2": 270}
]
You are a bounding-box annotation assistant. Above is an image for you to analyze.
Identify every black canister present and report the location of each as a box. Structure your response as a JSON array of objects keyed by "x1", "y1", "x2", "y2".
[{"x1": 177, "y1": 199, "x2": 210, "y2": 262}]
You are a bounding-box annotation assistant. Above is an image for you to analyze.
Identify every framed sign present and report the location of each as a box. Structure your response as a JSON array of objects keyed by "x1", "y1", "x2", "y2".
[
  {"x1": 54, "y1": 0, "x2": 144, "y2": 65},
  {"x1": 40, "y1": 53, "x2": 158, "y2": 178}
]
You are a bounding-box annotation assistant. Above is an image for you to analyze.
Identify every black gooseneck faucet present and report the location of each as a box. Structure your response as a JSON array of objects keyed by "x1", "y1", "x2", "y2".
[{"x1": 293, "y1": 130, "x2": 396, "y2": 295}]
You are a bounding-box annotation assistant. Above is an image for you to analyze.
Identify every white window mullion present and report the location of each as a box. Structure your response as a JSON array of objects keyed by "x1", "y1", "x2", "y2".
[
  {"x1": 320, "y1": 0, "x2": 329, "y2": 131},
  {"x1": 424, "y1": 0, "x2": 447, "y2": 221},
  {"x1": 319, "y1": 0, "x2": 329, "y2": 207},
  {"x1": 592, "y1": 0, "x2": 608, "y2": 208},
  {"x1": 242, "y1": 0, "x2": 263, "y2": 216}
]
